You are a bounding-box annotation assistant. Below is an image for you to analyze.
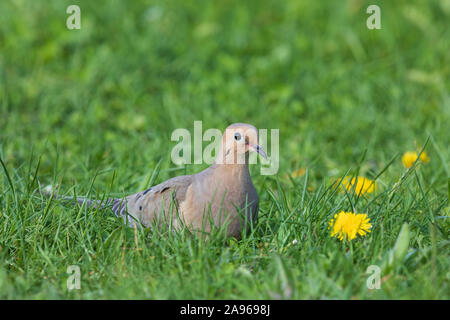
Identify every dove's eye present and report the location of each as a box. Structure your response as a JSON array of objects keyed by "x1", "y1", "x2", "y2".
[{"x1": 234, "y1": 132, "x2": 242, "y2": 141}]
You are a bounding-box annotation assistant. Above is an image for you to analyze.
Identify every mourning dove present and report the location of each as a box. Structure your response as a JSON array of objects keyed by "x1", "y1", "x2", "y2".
[{"x1": 45, "y1": 123, "x2": 267, "y2": 238}]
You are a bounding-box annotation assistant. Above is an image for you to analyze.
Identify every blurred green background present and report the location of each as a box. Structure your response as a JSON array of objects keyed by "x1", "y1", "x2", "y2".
[
  {"x1": 0, "y1": 0, "x2": 448, "y2": 299},
  {"x1": 1, "y1": 0, "x2": 448, "y2": 181}
]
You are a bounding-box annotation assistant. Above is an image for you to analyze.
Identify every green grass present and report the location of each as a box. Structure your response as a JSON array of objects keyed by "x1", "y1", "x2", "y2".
[{"x1": 0, "y1": 0, "x2": 449, "y2": 299}]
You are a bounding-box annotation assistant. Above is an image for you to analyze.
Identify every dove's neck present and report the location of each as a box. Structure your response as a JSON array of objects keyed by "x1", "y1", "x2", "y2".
[
  {"x1": 207, "y1": 162, "x2": 251, "y2": 189},
  {"x1": 210, "y1": 162, "x2": 248, "y2": 174},
  {"x1": 214, "y1": 146, "x2": 249, "y2": 165},
  {"x1": 209, "y1": 144, "x2": 251, "y2": 182}
]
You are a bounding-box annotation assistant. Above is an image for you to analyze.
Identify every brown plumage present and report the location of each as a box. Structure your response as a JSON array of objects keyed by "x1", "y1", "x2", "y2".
[{"x1": 48, "y1": 123, "x2": 266, "y2": 238}]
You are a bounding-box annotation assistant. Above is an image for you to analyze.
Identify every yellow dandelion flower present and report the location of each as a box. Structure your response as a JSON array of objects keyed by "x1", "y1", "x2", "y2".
[
  {"x1": 329, "y1": 211, "x2": 372, "y2": 241},
  {"x1": 340, "y1": 176, "x2": 376, "y2": 195},
  {"x1": 419, "y1": 151, "x2": 430, "y2": 163},
  {"x1": 292, "y1": 168, "x2": 306, "y2": 178},
  {"x1": 402, "y1": 151, "x2": 430, "y2": 168},
  {"x1": 402, "y1": 151, "x2": 417, "y2": 168}
]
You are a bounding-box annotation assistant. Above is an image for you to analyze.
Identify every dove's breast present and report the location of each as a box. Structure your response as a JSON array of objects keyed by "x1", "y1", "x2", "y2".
[{"x1": 179, "y1": 168, "x2": 258, "y2": 238}]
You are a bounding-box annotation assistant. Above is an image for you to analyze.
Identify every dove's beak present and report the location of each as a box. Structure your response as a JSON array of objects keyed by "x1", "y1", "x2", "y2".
[{"x1": 249, "y1": 144, "x2": 267, "y2": 159}]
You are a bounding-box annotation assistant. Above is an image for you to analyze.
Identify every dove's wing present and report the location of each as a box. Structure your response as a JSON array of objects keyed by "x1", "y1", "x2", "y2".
[{"x1": 121, "y1": 175, "x2": 194, "y2": 227}]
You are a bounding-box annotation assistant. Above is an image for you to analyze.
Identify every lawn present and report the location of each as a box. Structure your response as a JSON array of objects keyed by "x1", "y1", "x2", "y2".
[{"x1": 0, "y1": 0, "x2": 449, "y2": 299}]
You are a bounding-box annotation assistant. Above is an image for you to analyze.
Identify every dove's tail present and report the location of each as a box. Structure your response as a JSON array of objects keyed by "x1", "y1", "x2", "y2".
[{"x1": 41, "y1": 185, "x2": 132, "y2": 223}]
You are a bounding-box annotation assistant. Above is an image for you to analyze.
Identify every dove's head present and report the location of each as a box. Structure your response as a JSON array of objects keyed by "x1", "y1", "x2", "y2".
[{"x1": 216, "y1": 123, "x2": 267, "y2": 165}]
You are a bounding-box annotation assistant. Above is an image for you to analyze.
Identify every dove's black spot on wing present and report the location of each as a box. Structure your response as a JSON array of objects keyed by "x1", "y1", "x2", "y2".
[
  {"x1": 143, "y1": 188, "x2": 152, "y2": 195},
  {"x1": 159, "y1": 186, "x2": 170, "y2": 193}
]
